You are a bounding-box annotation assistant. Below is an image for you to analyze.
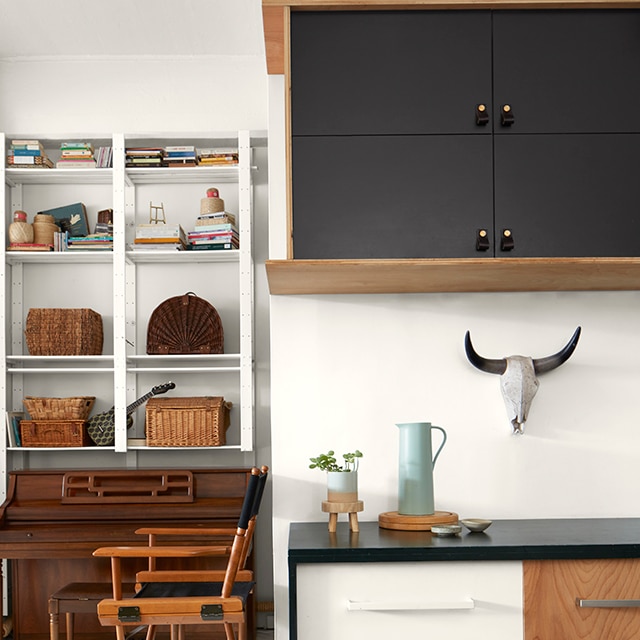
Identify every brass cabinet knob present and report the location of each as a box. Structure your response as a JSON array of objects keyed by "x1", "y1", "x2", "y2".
[
  {"x1": 501, "y1": 228, "x2": 515, "y2": 251},
  {"x1": 476, "y1": 228, "x2": 490, "y2": 251},
  {"x1": 476, "y1": 103, "x2": 489, "y2": 126},
  {"x1": 501, "y1": 104, "x2": 514, "y2": 126}
]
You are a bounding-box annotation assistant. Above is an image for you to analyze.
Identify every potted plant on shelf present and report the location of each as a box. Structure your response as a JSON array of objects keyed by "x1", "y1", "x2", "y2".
[{"x1": 309, "y1": 450, "x2": 363, "y2": 503}]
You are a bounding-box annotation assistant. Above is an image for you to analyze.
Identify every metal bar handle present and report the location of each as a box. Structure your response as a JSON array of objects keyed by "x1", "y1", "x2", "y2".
[
  {"x1": 577, "y1": 598, "x2": 640, "y2": 608},
  {"x1": 347, "y1": 599, "x2": 475, "y2": 611}
]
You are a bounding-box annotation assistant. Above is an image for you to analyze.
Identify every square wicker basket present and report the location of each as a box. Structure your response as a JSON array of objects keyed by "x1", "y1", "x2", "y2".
[
  {"x1": 23, "y1": 396, "x2": 95, "y2": 421},
  {"x1": 145, "y1": 396, "x2": 232, "y2": 447},
  {"x1": 25, "y1": 308, "x2": 103, "y2": 356},
  {"x1": 20, "y1": 420, "x2": 90, "y2": 447}
]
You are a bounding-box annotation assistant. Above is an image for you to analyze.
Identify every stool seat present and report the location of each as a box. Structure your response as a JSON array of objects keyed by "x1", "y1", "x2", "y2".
[{"x1": 49, "y1": 582, "x2": 136, "y2": 640}]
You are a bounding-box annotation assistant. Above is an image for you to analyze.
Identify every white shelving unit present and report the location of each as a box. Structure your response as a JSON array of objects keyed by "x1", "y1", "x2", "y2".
[{"x1": 1, "y1": 131, "x2": 256, "y2": 498}]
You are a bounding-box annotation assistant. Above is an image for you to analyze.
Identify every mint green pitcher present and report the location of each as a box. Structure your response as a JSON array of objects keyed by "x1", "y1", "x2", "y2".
[{"x1": 396, "y1": 422, "x2": 447, "y2": 516}]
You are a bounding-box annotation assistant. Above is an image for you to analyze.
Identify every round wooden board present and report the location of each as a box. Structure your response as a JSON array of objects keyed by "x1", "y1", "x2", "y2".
[{"x1": 378, "y1": 510, "x2": 459, "y2": 531}]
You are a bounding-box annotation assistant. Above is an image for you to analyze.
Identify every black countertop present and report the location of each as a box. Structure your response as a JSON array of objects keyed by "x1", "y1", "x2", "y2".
[{"x1": 289, "y1": 519, "x2": 640, "y2": 564}]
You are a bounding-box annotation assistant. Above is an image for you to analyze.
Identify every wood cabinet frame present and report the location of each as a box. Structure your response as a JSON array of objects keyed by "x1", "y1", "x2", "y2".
[{"x1": 262, "y1": 0, "x2": 640, "y2": 294}]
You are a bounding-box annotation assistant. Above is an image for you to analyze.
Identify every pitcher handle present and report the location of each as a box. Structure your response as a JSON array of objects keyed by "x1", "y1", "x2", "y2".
[{"x1": 432, "y1": 426, "x2": 447, "y2": 467}]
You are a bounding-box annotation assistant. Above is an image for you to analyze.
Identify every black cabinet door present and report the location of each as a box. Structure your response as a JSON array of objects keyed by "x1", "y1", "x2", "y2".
[
  {"x1": 291, "y1": 10, "x2": 492, "y2": 136},
  {"x1": 493, "y1": 10, "x2": 640, "y2": 135},
  {"x1": 494, "y1": 134, "x2": 640, "y2": 257},
  {"x1": 292, "y1": 135, "x2": 493, "y2": 259}
]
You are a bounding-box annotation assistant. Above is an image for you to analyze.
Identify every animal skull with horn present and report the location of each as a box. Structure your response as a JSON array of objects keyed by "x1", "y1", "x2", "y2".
[{"x1": 464, "y1": 327, "x2": 581, "y2": 434}]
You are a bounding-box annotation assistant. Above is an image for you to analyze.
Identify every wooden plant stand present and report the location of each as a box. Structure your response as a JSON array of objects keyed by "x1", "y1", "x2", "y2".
[{"x1": 322, "y1": 500, "x2": 364, "y2": 533}]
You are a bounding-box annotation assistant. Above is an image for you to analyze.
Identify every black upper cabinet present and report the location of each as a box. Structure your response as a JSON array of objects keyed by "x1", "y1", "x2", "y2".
[
  {"x1": 291, "y1": 11, "x2": 492, "y2": 136},
  {"x1": 493, "y1": 11, "x2": 640, "y2": 135},
  {"x1": 290, "y1": 9, "x2": 640, "y2": 260}
]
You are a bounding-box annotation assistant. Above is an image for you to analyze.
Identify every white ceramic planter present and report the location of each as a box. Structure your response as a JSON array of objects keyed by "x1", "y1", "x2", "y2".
[{"x1": 326, "y1": 470, "x2": 358, "y2": 503}]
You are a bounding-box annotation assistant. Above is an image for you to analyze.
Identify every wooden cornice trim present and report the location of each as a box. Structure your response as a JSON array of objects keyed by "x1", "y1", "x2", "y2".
[{"x1": 263, "y1": 5, "x2": 287, "y2": 75}]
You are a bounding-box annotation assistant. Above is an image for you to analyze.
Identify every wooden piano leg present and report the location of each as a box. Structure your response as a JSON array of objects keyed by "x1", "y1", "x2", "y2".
[{"x1": 48, "y1": 595, "x2": 60, "y2": 640}]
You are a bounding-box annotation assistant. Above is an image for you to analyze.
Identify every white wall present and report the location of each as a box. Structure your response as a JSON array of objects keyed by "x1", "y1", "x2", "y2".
[{"x1": 267, "y1": 76, "x2": 640, "y2": 639}]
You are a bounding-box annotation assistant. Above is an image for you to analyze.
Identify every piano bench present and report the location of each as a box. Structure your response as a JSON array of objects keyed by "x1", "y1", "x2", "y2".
[{"x1": 49, "y1": 582, "x2": 137, "y2": 640}]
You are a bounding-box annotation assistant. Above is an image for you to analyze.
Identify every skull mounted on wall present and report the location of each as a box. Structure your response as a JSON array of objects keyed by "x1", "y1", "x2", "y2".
[{"x1": 464, "y1": 327, "x2": 582, "y2": 434}]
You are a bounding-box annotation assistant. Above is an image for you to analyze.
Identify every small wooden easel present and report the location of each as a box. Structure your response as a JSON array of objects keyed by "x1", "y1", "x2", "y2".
[
  {"x1": 149, "y1": 201, "x2": 166, "y2": 224},
  {"x1": 322, "y1": 499, "x2": 364, "y2": 533}
]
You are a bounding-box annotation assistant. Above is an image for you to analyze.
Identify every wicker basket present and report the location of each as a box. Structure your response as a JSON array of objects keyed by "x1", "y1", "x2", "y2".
[
  {"x1": 23, "y1": 396, "x2": 95, "y2": 421},
  {"x1": 20, "y1": 420, "x2": 90, "y2": 447},
  {"x1": 146, "y1": 292, "x2": 224, "y2": 355},
  {"x1": 145, "y1": 396, "x2": 232, "y2": 447},
  {"x1": 25, "y1": 308, "x2": 103, "y2": 356}
]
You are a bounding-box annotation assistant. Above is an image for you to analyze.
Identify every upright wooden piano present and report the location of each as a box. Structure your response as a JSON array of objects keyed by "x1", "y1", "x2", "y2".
[{"x1": 0, "y1": 468, "x2": 256, "y2": 640}]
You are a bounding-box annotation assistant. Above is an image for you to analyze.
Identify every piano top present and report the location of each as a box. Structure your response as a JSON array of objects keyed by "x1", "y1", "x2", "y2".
[{"x1": 0, "y1": 468, "x2": 253, "y2": 558}]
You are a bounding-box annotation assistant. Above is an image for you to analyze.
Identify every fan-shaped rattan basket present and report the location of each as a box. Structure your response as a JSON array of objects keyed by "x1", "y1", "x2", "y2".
[{"x1": 146, "y1": 292, "x2": 224, "y2": 355}]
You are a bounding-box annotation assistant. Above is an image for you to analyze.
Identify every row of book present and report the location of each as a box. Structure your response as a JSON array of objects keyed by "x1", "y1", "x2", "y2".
[
  {"x1": 125, "y1": 146, "x2": 238, "y2": 168},
  {"x1": 133, "y1": 211, "x2": 238, "y2": 251},
  {"x1": 5, "y1": 140, "x2": 113, "y2": 169}
]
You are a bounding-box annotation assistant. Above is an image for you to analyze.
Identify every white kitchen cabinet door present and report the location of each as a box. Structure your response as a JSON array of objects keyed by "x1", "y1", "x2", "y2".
[{"x1": 296, "y1": 561, "x2": 523, "y2": 639}]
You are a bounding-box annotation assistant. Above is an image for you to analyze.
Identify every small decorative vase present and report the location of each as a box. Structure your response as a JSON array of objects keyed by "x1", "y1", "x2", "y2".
[
  {"x1": 326, "y1": 470, "x2": 358, "y2": 503},
  {"x1": 8, "y1": 210, "x2": 34, "y2": 244}
]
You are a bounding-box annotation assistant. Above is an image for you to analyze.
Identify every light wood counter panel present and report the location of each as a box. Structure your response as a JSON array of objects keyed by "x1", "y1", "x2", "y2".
[{"x1": 266, "y1": 257, "x2": 640, "y2": 294}]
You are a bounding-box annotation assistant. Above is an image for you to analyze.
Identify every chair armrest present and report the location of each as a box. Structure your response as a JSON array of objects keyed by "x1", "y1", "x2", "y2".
[{"x1": 135, "y1": 569, "x2": 253, "y2": 583}]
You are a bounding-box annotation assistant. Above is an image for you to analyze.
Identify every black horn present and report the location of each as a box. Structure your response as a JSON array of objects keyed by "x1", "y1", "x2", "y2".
[
  {"x1": 532, "y1": 326, "x2": 582, "y2": 374},
  {"x1": 464, "y1": 331, "x2": 507, "y2": 375}
]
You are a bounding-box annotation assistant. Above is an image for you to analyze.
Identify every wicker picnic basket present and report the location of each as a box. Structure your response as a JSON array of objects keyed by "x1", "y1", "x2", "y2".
[
  {"x1": 25, "y1": 308, "x2": 103, "y2": 356},
  {"x1": 145, "y1": 396, "x2": 232, "y2": 446},
  {"x1": 146, "y1": 292, "x2": 224, "y2": 355},
  {"x1": 20, "y1": 420, "x2": 90, "y2": 447},
  {"x1": 23, "y1": 396, "x2": 95, "y2": 421}
]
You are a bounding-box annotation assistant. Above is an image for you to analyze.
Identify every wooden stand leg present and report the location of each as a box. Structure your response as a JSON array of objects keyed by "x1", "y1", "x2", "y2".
[{"x1": 323, "y1": 500, "x2": 364, "y2": 533}]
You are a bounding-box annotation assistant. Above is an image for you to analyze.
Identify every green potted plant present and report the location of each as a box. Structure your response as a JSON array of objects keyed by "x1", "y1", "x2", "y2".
[{"x1": 309, "y1": 450, "x2": 363, "y2": 503}]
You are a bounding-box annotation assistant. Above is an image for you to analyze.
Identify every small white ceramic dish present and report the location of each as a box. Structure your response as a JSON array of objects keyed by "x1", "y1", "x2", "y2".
[
  {"x1": 431, "y1": 524, "x2": 462, "y2": 537},
  {"x1": 460, "y1": 518, "x2": 492, "y2": 533}
]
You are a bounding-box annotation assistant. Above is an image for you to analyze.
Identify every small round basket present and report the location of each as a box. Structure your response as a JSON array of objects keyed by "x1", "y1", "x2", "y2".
[{"x1": 146, "y1": 292, "x2": 224, "y2": 355}]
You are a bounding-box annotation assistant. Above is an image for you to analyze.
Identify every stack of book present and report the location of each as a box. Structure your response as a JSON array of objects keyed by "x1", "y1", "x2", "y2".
[
  {"x1": 163, "y1": 145, "x2": 197, "y2": 167},
  {"x1": 188, "y1": 211, "x2": 239, "y2": 250},
  {"x1": 197, "y1": 148, "x2": 239, "y2": 166},
  {"x1": 134, "y1": 223, "x2": 187, "y2": 250},
  {"x1": 125, "y1": 147, "x2": 164, "y2": 168},
  {"x1": 6, "y1": 139, "x2": 54, "y2": 168},
  {"x1": 56, "y1": 142, "x2": 96, "y2": 168}
]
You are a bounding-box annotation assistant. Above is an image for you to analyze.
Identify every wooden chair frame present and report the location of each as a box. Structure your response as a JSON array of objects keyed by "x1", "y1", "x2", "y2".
[{"x1": 93, "y1": 466, "x2": 268, "y2": 640}]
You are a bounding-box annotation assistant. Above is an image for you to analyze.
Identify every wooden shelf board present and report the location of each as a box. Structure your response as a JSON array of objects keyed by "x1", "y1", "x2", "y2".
[{"x1": 265, "y1": 258, "x2": 640, "y2": 294}]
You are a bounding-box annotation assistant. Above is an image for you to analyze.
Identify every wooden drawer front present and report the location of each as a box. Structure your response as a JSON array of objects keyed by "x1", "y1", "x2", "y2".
[
  {"x1": 297, "y1": 561, "x2": 523, "y2": 639},
  {"x1": 524, "y1": 559, "x2": 640, "y2": 640}
]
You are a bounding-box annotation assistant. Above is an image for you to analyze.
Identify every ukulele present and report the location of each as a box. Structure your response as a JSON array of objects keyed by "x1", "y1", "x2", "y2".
[{"x1": 87, "y1": 382, "x2": 175, "y2": 446}]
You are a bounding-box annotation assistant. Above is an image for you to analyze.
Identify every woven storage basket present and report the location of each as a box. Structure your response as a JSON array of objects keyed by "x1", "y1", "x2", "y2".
[
  {"x1": 145, "y1": 396, "x2": 232, "y2": 447},
  {"x1": 20, "y1": 420, "x2": 90, "y2": 447},
  {"x1": 146, "y1": 292, "x2": 224, "y2": 355},
  {"x1": 23, "y1": 396, "x2": 95, "y2": 421},
  {"x1": 25, "y1": 308, "x2": 103, "y2": 356}
]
